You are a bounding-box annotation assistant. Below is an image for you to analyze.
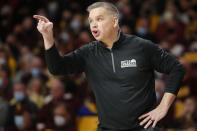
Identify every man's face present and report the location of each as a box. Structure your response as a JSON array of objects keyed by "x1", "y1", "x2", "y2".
[
  {"x1": 88, "y1": 7, "x2": 118, "y2": 42},
  {"x1": 50, "y1": 80, "x2": 64, "y2": 100},
  {"x1": 14, "y1": 83, "x2": 25, "y2": 93}
]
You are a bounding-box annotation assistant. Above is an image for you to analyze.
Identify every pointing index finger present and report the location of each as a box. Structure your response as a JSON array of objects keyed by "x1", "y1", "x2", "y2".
[{"x1": 33, "y1": 15, "x2": 49, "y2": 23}]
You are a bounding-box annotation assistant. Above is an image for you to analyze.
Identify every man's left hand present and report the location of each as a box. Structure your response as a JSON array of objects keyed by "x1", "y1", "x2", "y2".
[{"x1": 138, "y1": 105, "x2": 168, "y2": 129}]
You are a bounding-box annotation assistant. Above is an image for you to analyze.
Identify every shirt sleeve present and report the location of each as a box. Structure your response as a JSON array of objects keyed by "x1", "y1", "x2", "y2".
[
  {"x1": 45, "y1": 44, "x2": 88, "y2": 75},
  {"x1": 143, "y1": 40, "x2": 185, "y2": 95}
]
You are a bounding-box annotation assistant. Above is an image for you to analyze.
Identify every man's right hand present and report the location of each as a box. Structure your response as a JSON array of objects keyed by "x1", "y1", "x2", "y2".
[{"x1": 33, "y1": 15, "x2": 54, "y2": 50}]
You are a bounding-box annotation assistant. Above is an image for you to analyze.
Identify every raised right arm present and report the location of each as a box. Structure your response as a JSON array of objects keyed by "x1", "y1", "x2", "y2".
[
  {"x1": 33, "y1": 15, "x2": 54, "y2": 50},
  {"x1": 33, "y1": 15, "x2": 86, "y2": 75}
]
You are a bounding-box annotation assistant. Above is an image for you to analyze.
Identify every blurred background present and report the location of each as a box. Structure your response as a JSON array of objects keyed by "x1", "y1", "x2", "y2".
[{"x1": 0, "y1": 0, "x2": 197, "y2": 131}]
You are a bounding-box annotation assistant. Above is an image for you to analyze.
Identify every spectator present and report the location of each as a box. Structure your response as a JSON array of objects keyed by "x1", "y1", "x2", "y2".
[
  {"x1": 47, "y1": 103, "x2": 76, "y2": 131},
  {"x1": 0, "y1": 97, "x2": 9, "y2": 128},
  {"x1": 5, "y1": 110, "x2": 36, "y2": 131},
  {"x1": 20, "y1": 55, "x2": 48, "y2": 85},
  {"x1": 0, "y1": 65, "x2": 12, "y2": 102},
  {"x1": 5, "y1": 82, "x2": 38, "y2": 131},
  {"x1": 37, "y1": 78, "x2": 77, "y2": 130},
  {"x1": 27, "y1": 77, "x2": 45, "y2": 109},
  {"x1": 171, "y1": 96, "x2": 197, "y2": 130}
]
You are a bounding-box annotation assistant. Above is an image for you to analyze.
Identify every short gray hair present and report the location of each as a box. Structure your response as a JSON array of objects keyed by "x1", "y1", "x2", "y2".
[{"x1": 87, "y1": 2, "x2": 119, "y2": 17}]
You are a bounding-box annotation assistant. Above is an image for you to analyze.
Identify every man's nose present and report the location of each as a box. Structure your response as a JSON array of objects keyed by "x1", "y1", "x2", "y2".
[{"x1": 91, "y1": 21, "x2": 97, "y2": 28}]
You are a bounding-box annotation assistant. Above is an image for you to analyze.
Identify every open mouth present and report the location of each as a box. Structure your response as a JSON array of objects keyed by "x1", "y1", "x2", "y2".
[{"x1": 92, "y1": 30, "x2": 100, "y2": 37}]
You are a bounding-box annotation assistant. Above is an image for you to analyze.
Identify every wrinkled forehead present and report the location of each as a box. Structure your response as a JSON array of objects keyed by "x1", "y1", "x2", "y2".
[{"x1": 88, "y1": 7, "x2": 113, "y2": 19}]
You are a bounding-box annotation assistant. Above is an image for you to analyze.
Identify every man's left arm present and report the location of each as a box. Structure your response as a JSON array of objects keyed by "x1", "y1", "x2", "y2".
[{"x1": 138, "y1": 40, "x2": 185, "y2": 129}]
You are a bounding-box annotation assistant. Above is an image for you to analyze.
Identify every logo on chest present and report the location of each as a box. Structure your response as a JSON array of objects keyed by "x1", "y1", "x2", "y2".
[{"x1": 121, "y1": 59, "x2": 137, "y2": 68}]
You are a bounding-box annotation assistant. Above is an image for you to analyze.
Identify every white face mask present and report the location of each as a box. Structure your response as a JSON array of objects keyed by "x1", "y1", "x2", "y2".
[
  {"x1": 0, "y1": 58, "x2": 6, "y2": 65},
  {"x1": 14, "y1": 92, "x2": 25, "y2": 101},
  {"x1": 14, "y1": 115, "x2": 24, "y2": 128},
  {"x1": 170, "y1": 44, "x2": 184, "y2": 57},
  {"x1": 54, "y1": 115, "x2": 66, "y2": 127}
]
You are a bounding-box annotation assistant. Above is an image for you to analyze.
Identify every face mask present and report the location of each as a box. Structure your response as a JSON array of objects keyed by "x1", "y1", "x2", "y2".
[
  {"x1": 14, "y1": 92, "x2": 25, "y2": 101},
  {"x1": 137, "y1": 27, "x2": 147, "y2": 36},
  {"x1": 71, "y1": 20, "x2": 81, "y2": 30},
  {"x1": 31, "y1": 68, "x2": 41, "y2": 77},
  {"x1": 0, "y1": 58, "x2": 6, "y2": 65},
  {"x1": 14, "y1": 115, "x2": 24, "y2": 128},
  {"x1": 54, "y1": 115, "x2": 66, "y2": 127},
  {"x1": 48, "y1": 2, "x2": 58, "y2": 14},
  {"x1": 0, "y1": 78, "x2": 3, "y2": 88},
  {"x1": 60, "y1": 33, "x2": 69, "y2": 42},
  {"x1": 163, "y1": 11, "x2": 173, "y2": 21},
  {"x1": 170, "y1": 44, "x2": 184, "y2": 57},
  {"x1": 36, "y1": 123, "x2": 45, "y2": 130}
]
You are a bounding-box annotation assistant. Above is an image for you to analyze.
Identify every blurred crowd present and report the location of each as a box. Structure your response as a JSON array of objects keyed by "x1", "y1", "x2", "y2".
[{"x1": 0, "y1": 0, "x2": 197, "y2": 131}]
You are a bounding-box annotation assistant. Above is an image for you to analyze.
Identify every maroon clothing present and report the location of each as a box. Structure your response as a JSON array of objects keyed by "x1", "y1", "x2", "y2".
[{"x1": 37, "y1": 97, "x2": 78, "y2": 128}]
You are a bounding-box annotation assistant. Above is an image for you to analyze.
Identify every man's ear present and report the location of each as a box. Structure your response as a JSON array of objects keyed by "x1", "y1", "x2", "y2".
[{"x1": 113, "y1": 16, "x2": 119, "y2": 28}]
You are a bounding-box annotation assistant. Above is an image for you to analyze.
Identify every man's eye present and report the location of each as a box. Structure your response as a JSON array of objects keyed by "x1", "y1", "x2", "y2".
[{"x1": 98, "y1": 18, "x2": 102, "y2": 21}]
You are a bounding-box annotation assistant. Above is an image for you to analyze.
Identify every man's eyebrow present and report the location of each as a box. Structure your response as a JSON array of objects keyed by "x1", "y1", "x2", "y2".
[
  {"x1": 88, "y1": 15, "x2": 104, "y2": 20},
  {"x1": 96, "y1": 15, "x2": 104, "y2": 18}
]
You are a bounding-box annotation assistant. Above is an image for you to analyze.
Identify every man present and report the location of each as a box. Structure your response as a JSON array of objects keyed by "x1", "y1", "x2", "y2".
[{"x1": 33, "y1": 2, "x2": 185, "y2": 131}]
